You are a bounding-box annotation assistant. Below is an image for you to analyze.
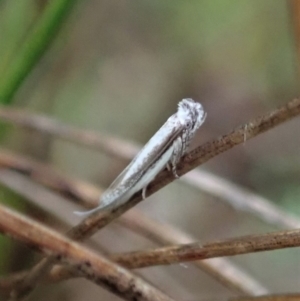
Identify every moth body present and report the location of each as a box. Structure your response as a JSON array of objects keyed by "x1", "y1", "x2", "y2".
[{"x1": 74, "y1": 98, "x2": 206, "y2": 217}]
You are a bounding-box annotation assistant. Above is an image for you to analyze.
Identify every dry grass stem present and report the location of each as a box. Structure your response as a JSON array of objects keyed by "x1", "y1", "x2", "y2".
[
  {"x1": 229, "y1": 294, "x2": 300, "y2": 301},
  {"x1": 3, "y1": 98, "x2": 300, "y2": 298},
  {"x1": 0, "y1": 102, "x2": 299, "y2": 229},
  {"x1": 0, "y1": 148, "x2": 101, "y2": 206},
  {"x1": 0, "y1": 204, "x2": 175, "y2": 301},
  {"x1": 120, "y1": 211, "x2": 269, "y2": 295},
  {"x1": 111, "y1": 228, "x2": 300, "y2": 269},
  {"x1": 0, "y1": 106, "x2": 139, "y2": 160},
  {"x1": 183, "y1": 170, "x2": 300, "y2": 229},
  {"x1": 26, "y1": 98, "x2": 300, "y2": 241},
  {"x1": 0, "y1": 155, "x2": 267, "y2": 296}
]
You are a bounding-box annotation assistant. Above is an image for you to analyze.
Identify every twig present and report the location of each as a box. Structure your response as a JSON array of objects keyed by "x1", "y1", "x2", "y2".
[
  {"x1": 229, "y1": 294, "x2": 300, "y2": 301},
  {"x1": 0, "y1": 148, "x2": 101, "y2": 207},
  {"x1": 183, "y1": 170, "x2": 300, "y2": 229},
  {"x1": 111, "y1": 228, "x2": 300, "y2": 269},
  {"x1": 1, "y1": 143, "x2": 298, "y2": 230},
  {"x1": 0, "y1": 106, "x2": 139, "y2": 159},
  {"x1": 0, "y1": 153, "x2": 268, "y2": 296},
  {"x1": 120, "y1": 211, "x2": 269, "y2": 296},
  {"x1": 0, "y1": 103, "x2": 299, "y2": 229},
  {"x1": 6, "y1": 98, "x2": 300, "y2": 298},
  {"x1": 0, "y1": 169, "x2": 95, "y2": 229},
  {"x1": 65, "y1": 98, "x2": 300, "y2": 241},
  {"x1": 0, "y1": 204, "x2": 175, "y2": 301}
]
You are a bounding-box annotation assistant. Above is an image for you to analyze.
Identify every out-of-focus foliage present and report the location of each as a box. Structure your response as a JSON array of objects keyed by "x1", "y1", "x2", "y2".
[{"x1": 0, "y1": 0, "x2": 78, "y2": 104}]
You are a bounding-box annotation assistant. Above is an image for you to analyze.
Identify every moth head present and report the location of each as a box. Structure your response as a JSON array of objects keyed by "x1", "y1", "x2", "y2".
[{"x1": 178, "y1": 98, "x2": 206, "y2": 133}]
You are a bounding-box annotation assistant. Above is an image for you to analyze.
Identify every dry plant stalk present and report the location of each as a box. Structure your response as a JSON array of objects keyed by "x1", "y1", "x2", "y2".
[
  {"x1": 0, "y1": 204, "x2": 174, "y2": 301},
  {"x1": 46, "y1": 98, "x2": 300, "y2": 240},
  {"x1": 229, "y1": 295, "x2": 300, "y2": 301},
  {"x1": 111, "y1": 228, "x2": 300, "y2": 268},
  {"x1": 0, "y1": 102, "x2": 299, "y2": 229},
  {"x1": 1, "y1": 98, "x2": 300, "y2": 299},
  {"x1": 0, "y1": 106, "x2": 138, "y2": 160},
  {"x1": 183, "y1": 170, "x2": 300, "y2": 229},
  {"x1": 0, "y1": 153, "x2": 268, "y2": 296},
  {"x1": 0, "y1": 148, "x2": 101, "y2": 207},
  {"x1": 118, "y1": 211, "x2": 269, "y2": 295}
]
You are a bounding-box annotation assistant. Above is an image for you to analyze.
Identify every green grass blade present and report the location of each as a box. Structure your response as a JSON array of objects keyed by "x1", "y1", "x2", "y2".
[{"x1": 0, "y1": 0, "x2": 78, "y2": 104}]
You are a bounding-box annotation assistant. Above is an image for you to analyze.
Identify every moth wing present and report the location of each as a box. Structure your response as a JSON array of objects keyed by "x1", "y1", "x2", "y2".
[
  {"x1": 74, "y1": 115, "x2": 184, "y2": 217},
  {"x1": 102, "y1": 114, "x2": 184, "y2": 196},
  {"x1": 104, "y1": 161, "x2": 136, "y2": 192}
]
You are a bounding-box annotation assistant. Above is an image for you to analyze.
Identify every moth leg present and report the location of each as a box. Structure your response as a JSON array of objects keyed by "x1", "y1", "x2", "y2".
[
  {"x1": 142, "y1": 186, "x2": 147, "y2": 199},
  {"x1": 172, "y1": 168, "x2": 179, "y2": 178},
  {"x1": 166, "y1": 163, "x2": 171, "y2": 171},
  {"x1": 171, "y1": 137, "x2": 184, "y2": 178},
  {"x1": 172, "y1": 162, "x2": 179, "y2": 178}
]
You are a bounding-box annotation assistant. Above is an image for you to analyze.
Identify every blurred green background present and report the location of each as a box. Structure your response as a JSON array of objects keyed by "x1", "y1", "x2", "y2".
[{"x1": 0, "y1": 0, "x2": 299, "y2": 300}]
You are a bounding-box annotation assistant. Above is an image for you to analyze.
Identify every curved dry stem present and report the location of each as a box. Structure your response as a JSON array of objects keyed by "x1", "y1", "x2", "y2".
[
  {"x1": 183, "y1": 170, "x2": 300, "y2": 229},
  {"x1": 0, "y1": 106, "x2": 139, "y2": 159},
  {"x1": 65, "y1": 98, "x2": 300, "y2": 241},
  {"x1": 0, "y1": 101, "x2": 299, "y2": 229},
  {"x1": 229, "y1": 294, "x2": 300, "y2": 301},
  {"x1": 0, "y1": 157, "x2": 268, "y2": 296},
  {"x1": 0, "y1": 148, "x2": 101, "y2": 206},
  {"x1": 4, "y1": 98, "x2": 300, "y2": 298},
  {"x1": 0, "y1": 204, "x2": 174, "y2": 301},
  {"x1": 111, "y1": 228, "x2": 300, "y2": 269},
  {"x1": 0, "y1": 101, "x2": 300, "y2": 229},
  {"x1": 119, "y1": 211, "x2": 269, "y2": 296}
]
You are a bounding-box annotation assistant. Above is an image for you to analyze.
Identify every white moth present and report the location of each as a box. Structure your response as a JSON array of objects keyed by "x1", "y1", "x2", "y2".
[{"x1": 74, "y1": 98, "x2": 206, "y2": 216}]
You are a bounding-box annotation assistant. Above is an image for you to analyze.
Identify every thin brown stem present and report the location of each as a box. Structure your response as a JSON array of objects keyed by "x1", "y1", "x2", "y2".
[
  {"x1": 0, "y1": 106, "x2": 138, "y2": 160},
  {"x1": 68, "y1": 98, "x2": 300, "y2": 241},
  {"x1": 0, "y1": 103, "x2": 299, "y2": 229},
  {"x1": 0, "y1": 166, "x2": 268, "y2": 296},
  {"x1": 5, "y1": 98, "x2": 300, "y2": 298},
  {"x1": 183, "y1": 170, "x2": 300, "y2": 229},
  {"x1": 0, "y1": 148, "x2": 101, "y2": 207},
  {"x1": 0, "y1": 204, "x2": 175, "y2": 301},
  {"x1": 119, "y1": 211, "x2": 269, "y2": 296},
  {"x1": 229, "y1": 294, "x2": 300, "y2": 301},
  {"x1": 111, "y1": 228, "x2": 300, "y2": 269}
]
